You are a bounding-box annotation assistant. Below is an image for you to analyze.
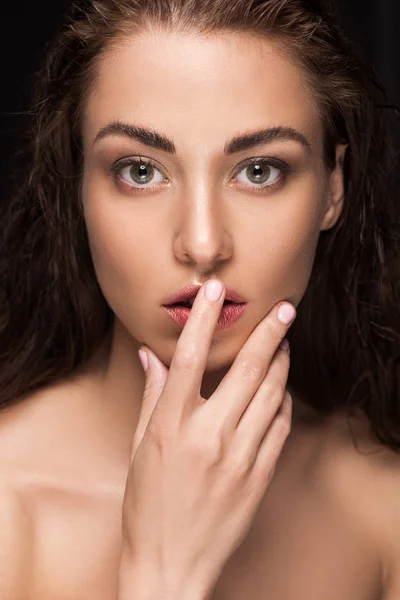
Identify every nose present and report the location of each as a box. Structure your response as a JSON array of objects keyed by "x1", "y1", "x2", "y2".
[{"x1": 172, "y1": 186, "x2": 233, "y2": 275}]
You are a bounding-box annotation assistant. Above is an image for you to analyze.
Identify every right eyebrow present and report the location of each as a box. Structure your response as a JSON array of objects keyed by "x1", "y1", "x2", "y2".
[
  {"x1": 93, "y1": 121, "x2": 312, "y2": 155},
  {"x1": 93, "y1": 122, "x2": 176, "y2": 153}
]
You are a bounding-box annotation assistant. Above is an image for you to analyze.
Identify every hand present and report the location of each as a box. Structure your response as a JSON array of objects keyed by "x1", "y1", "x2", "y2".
[{"x1": 119, "y1": 280, "x2": 296, "y2": 598}]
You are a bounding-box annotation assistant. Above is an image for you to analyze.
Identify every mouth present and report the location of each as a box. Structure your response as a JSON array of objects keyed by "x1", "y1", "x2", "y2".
[
  {"x1": 162, "y1": 282, "x2": 248, "y2": 330},
  {"x1": 162, "y1": 282, "x2": 247, "y2": 308},
  {"x1": 170, "y1": 298, "x2": 241, "y2": 309},
  {"x1": 162, "y1": 295, "x2": 248, "y2": 331}
]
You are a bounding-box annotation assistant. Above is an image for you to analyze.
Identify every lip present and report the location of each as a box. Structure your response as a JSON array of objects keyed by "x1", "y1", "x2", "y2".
[
  {"x1": 163, "y1": 302, "x2": 247, "y2": 331},
  {"x1": 162, "y1": 282, "x2": 247, "y2": 306}
]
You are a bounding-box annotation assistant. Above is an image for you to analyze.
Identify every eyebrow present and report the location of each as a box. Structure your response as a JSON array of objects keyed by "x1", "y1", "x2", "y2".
[{"x1": 93, "y1": 121, "x2": 312, "y2": 155}]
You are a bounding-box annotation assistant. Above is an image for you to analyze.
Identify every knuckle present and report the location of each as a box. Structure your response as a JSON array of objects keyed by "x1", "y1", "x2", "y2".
[
  {"x1": 237, "y1": 355, "x2": 265, "y2": 382},
  {"x1": 146, "y1": 418, "x2": 162, "y2": 442},
  {"x1": 265, "y1": 379, "x2": 286, "y2": 401},
  {"x1": 264, "y1": 317, "x2": 281, "y2": 340},
  {"x1": 173, "y1": 347, "x2": 197, "y2": 375},
  {"x1": 251, "y1": 463, "x2": 276, "y2": 491},
  {"x1": 276, "y1": 414, "x2": 291, "y2": 437},
  {"x1": 146, "y1": 416, "x2": 175, "y2": 449},
  {"x1": 146, "y1": 423, "x2": 165, "y2": 450},
  {"x1": 189, "y1": 431, "x2": 225, "y2": 466},
  {"x1": 221, "y1": 451, "x2": 251, "y2": 485},
  {"x1": 232, "y1": 452, "x2": 253, "y2": 481},
  {"x1": 145, "y1": 426, "x2": 167, "y2": 456}
]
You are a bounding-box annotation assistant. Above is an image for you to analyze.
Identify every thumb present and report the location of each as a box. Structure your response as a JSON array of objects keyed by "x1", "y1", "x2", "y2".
[{"x1": 130, "y1": 346, "x2": 169, "y2": 460}]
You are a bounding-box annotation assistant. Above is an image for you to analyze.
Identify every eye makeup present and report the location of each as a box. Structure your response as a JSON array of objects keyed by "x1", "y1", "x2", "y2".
[{"x1": 108, "y1": 154, "x2": 294, "y2": 195}]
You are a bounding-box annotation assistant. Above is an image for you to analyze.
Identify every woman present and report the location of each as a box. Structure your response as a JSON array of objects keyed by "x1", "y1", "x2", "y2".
[{"x1": 0, "y1": 0, "x2": 399, "y2": 598}]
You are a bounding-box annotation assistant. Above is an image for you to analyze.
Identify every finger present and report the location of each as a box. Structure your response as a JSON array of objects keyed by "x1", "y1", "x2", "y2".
[
  {"x1": 207, "y1": 302, "x2": 296, "y2": 430},
  {"x1": 251, "y1": 390, "x2": 292, "y2": 483},
  {"x1": 234, "y1": 343, "x2": 290, "y2": 459},
  {"x1": 130, "y1": 346, "x2": 169, "y2": 460},
  {"x1": 159, "y1": 279, "x2": 226, "y2": 408}
]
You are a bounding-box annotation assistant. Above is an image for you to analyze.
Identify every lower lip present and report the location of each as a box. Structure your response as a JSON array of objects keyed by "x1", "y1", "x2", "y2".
[{"x1": 163, "y1": 303, "x2": 247, "y2": 331}]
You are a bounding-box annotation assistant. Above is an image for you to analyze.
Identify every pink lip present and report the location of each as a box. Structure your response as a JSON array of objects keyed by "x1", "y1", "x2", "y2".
[
  {"x1": 163, "y1": 303, "x2": 247, "y2": 331},
  {"x1": 162, "y1": 282, "x2": 247, "y2": 306}
]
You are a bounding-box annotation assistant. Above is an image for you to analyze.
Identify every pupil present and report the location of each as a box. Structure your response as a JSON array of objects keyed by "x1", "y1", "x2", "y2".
[
  {"x1": 131, "y1": 163, "x2": 154, "y2": 184},
  {"x1": 247, "y1": 161, "x2": 270, "y2": 184}
]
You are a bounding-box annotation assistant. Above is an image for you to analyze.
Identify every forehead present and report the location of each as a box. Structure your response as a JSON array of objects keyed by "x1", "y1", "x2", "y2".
[{"x1": 82, "y1": 29, "x2": 322, "y2": 153}]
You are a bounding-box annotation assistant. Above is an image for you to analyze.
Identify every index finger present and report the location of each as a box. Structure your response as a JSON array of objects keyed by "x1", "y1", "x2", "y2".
[{"x1": 161, "y1": 279, "x2": 226, "y2": 405}]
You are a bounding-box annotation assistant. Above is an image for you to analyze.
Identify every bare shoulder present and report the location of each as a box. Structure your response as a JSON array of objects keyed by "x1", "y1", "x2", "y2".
[
  {"x1": 0, "y1": 386, "x2": 61, "y2": 598},
  {"x1": 315, "y1": 410, "x2": 400, "y2": 599},
  {"x1": 0, "y1": 372, "x2": 98, "y2": 481},
  {"x1": 0, "y1": 381, "x2": 82, "y2": 599}
]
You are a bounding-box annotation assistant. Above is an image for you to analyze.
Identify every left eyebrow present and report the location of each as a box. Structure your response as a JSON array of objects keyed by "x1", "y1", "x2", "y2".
[
  {"x1": 93, "y1": 121, "x2": 312, "y2": 155},
  {"x1": 224, "y1": 126, "x2": 312, "y2": 155}
]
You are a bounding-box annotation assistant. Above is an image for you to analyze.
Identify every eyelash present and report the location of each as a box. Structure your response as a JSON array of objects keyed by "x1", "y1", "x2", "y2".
[{"x1": 110, "y1": 156, "x2": 292, "y2": 194}]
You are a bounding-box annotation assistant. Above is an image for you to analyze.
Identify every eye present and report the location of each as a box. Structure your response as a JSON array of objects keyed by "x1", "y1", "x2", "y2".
[
  {"x1": 112, "y1": 158, "x2": 166, "y2": 190},
  {"x1": 111, "y1": 155, "x2": 290, "y2": 193},
  {"x1": 233, "y1": 158, "x2": 287, "y2": 192}
]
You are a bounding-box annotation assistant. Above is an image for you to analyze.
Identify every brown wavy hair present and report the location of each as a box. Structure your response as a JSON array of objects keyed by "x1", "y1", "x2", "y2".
[{"x1": 1, "y1": 0, "x2": 400, "y2": 450}]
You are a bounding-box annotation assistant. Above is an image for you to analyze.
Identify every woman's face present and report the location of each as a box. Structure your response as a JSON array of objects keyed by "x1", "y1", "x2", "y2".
[{"x1": 81, "y1": 29, "x2": 345, "y2": 370}]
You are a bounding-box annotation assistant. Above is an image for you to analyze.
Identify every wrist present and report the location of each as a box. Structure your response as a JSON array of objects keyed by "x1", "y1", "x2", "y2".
[
  {"x1": 117, "y1": 574, "x2": 211, "y2": 600},
  {"x1": 117, "y1": 549, "x2": 212, "y2": 600}
]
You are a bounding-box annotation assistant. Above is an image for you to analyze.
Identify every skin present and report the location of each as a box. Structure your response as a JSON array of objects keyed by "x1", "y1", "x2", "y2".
[
  {"x1": 80, "y1": 28, "x2": 346, "y2": 417},
  {"x1": 1, "y1": 27, "x2": 398, "y2": 600}
]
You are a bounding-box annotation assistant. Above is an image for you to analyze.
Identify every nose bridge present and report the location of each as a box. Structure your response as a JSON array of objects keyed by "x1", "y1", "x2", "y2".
[{"x1": 173, "y1": 178, "x2": 233, "y2": 268}]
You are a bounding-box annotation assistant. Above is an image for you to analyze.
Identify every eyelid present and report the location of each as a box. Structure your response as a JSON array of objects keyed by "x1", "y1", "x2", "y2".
[
  {"x1": 110, "y1": 155, "x2": 292, "y2": 192},
  {"x1": 230, "y1": 156, "x2": 290, "y2": 179},
  {"x1": 111, "y1": 156, "x2": 167, "y2": 177},
  {"x1": 229, "y1": 157, "x2": 290, "y2": 193},
  {"x1": 110, "y1": 156, "x2": 169, "y2": 190}
]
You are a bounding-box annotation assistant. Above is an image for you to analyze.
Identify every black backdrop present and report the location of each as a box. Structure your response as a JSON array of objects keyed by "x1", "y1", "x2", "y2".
[{"x1": 1, "y1": 0, "x2": 399, "y2": 193}]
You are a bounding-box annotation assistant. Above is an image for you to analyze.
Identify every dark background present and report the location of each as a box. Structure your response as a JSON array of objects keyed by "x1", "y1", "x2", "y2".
[{"x1": 0, "y1": 0, "x2": 399, "y2": 192}]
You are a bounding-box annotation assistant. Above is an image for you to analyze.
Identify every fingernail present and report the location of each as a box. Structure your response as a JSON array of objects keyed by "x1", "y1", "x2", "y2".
[
  {"x1": 205, "y1": 279, "x2": 223, "y2": 302},
  {"x1": 138, "y1": 349, "x2": 149, "y2": 372},
  {"x1": 277, "y1": 303, "x2": 296, "y2": 325}
]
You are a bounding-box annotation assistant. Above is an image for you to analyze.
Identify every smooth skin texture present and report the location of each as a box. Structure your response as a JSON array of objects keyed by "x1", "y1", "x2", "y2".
[
  {"x1": 118, "y1": 281, "x2": 294, "y2": 598},
  {"x1": 0, "y1": 28, "x2": 400, "y2": 600},
  {"x1": 81, "y1": 30, "x2": 344, "y2": 405}
]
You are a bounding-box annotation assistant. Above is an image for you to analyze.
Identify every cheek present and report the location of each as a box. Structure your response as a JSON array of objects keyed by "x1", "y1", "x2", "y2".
[
  {"x1": 82, "y1": 192, "x2": 156, "y2": 314},
  {"x1": 243, "y1": 196, "x2": 323, "y2": 305}
]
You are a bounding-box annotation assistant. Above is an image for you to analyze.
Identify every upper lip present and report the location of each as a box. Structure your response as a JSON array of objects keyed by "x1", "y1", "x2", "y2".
[{"x1": 163, "y1": 282, "x2": 247, "y2": 306}]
